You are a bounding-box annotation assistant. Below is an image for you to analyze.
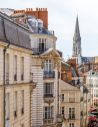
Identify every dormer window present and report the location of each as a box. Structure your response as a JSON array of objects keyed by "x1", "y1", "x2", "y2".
[{"x1": 38, "y1": 38, "x2": 46, "y2": 52}]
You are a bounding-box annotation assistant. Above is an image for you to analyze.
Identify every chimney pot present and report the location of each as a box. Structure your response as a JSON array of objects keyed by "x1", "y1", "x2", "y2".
[
  {"x1": 43, "y1": 8, "x2": 44, "y2": 11},
  {"x1": 39, "y1": 8, "x2": 40, "y2": 11},
  {"x1": 41, "y1": 8, "x2": 42, "y2": 11},
  {"x1": 31, "y1": 8, "x2": 33, "y2": 11},
  {"x1": 26, "y1": 8, "x2": 28, "y2": 11},
  {"x1": 36, "y1": 8, "x2": 38, "y2": 11},
  {"x1": 29, "y1": 8, "x2": 30, "y2": 11}
]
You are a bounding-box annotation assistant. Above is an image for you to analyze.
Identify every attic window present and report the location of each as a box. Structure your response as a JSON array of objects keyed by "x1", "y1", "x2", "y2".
[{"x1": 38, "y1": 38, "x2": 46, "y2": 52}]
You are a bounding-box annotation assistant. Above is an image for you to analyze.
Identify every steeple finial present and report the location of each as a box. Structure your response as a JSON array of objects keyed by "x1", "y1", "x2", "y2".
[{"x1": 74, "y1": 15, "x2": 80, "y2": 37}]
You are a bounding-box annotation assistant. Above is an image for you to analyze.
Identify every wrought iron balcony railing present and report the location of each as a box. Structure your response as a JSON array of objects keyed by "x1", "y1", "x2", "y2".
[
  {"x1": 43, "y1": 71, "x2": 55, "y2": 78},
  {"x1": 69, "y1": 98, "x2": 75, "y2": 103},
  {"x1": 44, "y1": 94, "x2": 53, "y2": 98},
  {"x1": 21, "y1": 108, "x2": 24, "y2": 114},
  {"x1": 69, "y1": 114, "x2": 75, "y2": 119},
  {"x1": 14, "y1": 111, "x2": 17, "y2": 117},
  {"x1": 14, "y1": 74, "x2": 17, "y2": 81},
  {"x1": 6, "y1": 72, "x2": 9, "y2": 85}
]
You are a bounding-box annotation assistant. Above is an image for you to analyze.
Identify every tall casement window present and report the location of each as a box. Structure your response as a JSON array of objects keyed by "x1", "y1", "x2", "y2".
[
  {"x1": 69, "y1": 108, "x2": 75, "y2": 119},
  {"x1": 44, "y1": 107, "x2": 52, "y2": 119},
  {"x1": 21, "y1": 90, "x2": 24, "y2": 114},
  {"x1": 38, "y1": 38, "x2": 46, "y2": 52},
  {"x1": 14, "y1": 55, "x2": 17, "y2": 81},
  {"x1": 69, "y1": 123, "x2": 75, "y2": 127},
  {"x1": 6, "y1": 93, "x2": 10, "y2": 120},
  {"x1": 61, "y1": 94, "x2": 65, "y2": 102},
  {"x1": 44, "y1": 83, "x2": 52, "y2": 97},
  {"x1": 6, "y1": 54, "x2": 9, "y2": 83},
  {"x1": 61, "y1": 107, "x2": 65, "y2": 115},
  {"x1": 44, "y1": 60, "x2": 52, "y2": 72},
  {"x1": 14, "y1": 91, "x2": 17, "y2": 117},
  {"x1": 76, "y1": 47, "x2": 77, "y2": 55},
  {"x1": 21, "y1": 57, "x2": 24, "y2": 80}
]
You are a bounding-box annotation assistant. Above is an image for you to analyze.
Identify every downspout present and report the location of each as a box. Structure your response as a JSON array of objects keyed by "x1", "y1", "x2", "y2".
[{"x1": 3, "y1": 17, "x2": 11, "y2": 127}]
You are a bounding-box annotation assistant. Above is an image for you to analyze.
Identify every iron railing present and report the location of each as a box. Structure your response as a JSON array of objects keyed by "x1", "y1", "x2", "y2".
[
  {"x1": 44, "y1": 94, "x2": 53, "y2": 97},
  {"x1": 14, "y1": 74, "x2": 17, "y2": 81},
  {"x1": 69, "y1": 98, "x2": 75, "y2": 103},
  {"x1": 43, "y1": 71, "x2": 55, "y2": 78},
  {"x1": 6, "y1": 72, "x2": 9, "y2": 84},
  {"x1": 69, "y1": 114, "x2": 75, "y2": 119}
]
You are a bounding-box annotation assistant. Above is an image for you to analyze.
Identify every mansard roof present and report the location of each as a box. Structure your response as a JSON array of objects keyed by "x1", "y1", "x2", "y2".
[{"x1": 0, "y1": 12, "x2": 32, "y2": 50}]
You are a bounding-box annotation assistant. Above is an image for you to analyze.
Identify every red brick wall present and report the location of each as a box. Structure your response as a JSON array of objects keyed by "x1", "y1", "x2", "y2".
[{"x1": 26, "y1": 10, "x2": 48, "y2": 29}]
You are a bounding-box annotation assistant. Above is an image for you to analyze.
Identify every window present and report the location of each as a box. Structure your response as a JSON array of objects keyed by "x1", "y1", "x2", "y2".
[
  {"x1": 44, "y1": 107, "x2": 52, "y2": 119},
  {"x1": 61, "y1": 94, "x2": 65, "y2": 102},
  {"x1": 38, "y1": 38, "x2": 46, "y2": 52},
  {"x1": 14, "y1": 55, "x2": 17, "y2": 81},
  {"x1": 6, "y1": 54, "x2": 9, "y2": 83},
  {"x1": 21, "y1": 57, "x2": 24, "y2": 80},
  {"x1": 21, "y1": 90, "x2": 24, "y2": 114},
  {"x1": 69, "y1": 123, "x2": 75, "y2": 127},
  {"x1": 61, "y1": 107, "x2": 65, "y2": 115},
  {"x1": 44, "y1": 83, "x2": 52, "y2": 97},
  {"x1": 76, "y1": 47, "x2": 77, "y2": 55},
  {"x1": 6, "y1": 93, "x2": 10, "y2": 120},
  {"x1": 14, "y1": 91, "x2": 17, "y2": 117},
  {"x1": 44, "y1": 60, "x2": 52, "y2": 72},
  {"x1": 69, "y1": 108, "x2": 75, "y2": 118}
]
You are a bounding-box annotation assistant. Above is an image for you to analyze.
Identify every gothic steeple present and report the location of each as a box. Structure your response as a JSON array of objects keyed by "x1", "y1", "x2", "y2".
[
  {"x1": 72, "y1": 16, "x2": 82, "y2": 59},
  {"x1": 74, "y1": 16, "x2": 80, "y2": 38}
]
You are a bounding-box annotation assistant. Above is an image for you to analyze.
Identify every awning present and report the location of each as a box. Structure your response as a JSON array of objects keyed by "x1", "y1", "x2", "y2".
[
  {"x1": 89, "y1": 117, "x2": 97, "y2": 120},
  {"x1": 91, "y1": 111, "x2": 97, "y2": 114}
]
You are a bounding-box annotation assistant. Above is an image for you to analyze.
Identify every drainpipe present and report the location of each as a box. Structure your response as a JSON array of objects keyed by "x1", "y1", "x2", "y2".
[{"x1": 3, "y1": 17, "x2": 11, "y2": 127}]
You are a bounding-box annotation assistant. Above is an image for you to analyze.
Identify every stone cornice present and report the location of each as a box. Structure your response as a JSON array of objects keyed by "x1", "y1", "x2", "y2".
[
  {"x1": 0, "y1": 41, "x2": 34, "y2": 54},
  {"x1": 29, "y1": 33, "x2": 57, "y2": 41}
]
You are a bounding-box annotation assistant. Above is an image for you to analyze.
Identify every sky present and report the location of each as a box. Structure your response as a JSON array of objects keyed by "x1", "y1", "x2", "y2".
[{"x1": 1, "y1": 0, "x2": 98, "y2": 61}]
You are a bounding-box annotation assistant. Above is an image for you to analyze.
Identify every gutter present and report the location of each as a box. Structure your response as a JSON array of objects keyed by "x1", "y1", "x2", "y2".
[{"x1": 3, "y1": 17, "x2": 11, "y2": 127}]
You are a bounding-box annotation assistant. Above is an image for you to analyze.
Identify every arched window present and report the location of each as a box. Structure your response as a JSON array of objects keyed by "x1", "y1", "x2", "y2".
[{"x1": 44, "y1": 60, "x2": 52, "y2": 72}]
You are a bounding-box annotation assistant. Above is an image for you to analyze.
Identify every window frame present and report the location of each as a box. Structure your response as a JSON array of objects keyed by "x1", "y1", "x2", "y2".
[
  {"x1": 61, "y1": 94, "x2": 65, "y2": 102},
  {"x1": 44, "y1": 107, "x2": 52, "y2": 119}
]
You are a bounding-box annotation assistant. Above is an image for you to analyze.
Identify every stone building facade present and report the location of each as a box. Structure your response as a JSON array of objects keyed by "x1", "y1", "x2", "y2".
[{"x1": 0, "y1": 12, "x2": 36, "y2": 127}]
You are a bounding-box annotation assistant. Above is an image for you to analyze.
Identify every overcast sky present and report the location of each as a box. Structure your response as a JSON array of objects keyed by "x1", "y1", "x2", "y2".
[{"x1": 1, "y1": 0, "x2": 98, "y2": 61}]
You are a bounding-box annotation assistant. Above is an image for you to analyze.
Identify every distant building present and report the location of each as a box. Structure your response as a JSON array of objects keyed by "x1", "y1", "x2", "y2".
[{"x1": 72, "y1": 16, "x2": 95, "y2": 65}]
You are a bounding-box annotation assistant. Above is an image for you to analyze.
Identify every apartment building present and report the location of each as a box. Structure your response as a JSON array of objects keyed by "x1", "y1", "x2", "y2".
[
  {"x1": 61, "y1": 60, "x2": 90, "y2": 127},
  {"x1": 0, "y1": 12, "x2": 36, "y2": 127},
  {"x1": 86, "y1": 70, "x2": 98, "y2": 106},
  {"x1": 10, "y1": 8, "x2": 64, "y2": 127}
]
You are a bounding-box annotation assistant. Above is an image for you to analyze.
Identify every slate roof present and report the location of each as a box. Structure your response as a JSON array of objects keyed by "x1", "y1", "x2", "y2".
[
  {"x1": 82, "y1": 57, "x2": 95, "y2": 63},
  {"x1": 0, "y1": 12, "x2": 32, "y2": 50}
]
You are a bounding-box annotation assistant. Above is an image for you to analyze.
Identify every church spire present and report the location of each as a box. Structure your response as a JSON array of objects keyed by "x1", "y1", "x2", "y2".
[{"x1": 74, "y1": 15, "x2": 80, "y2": 37}]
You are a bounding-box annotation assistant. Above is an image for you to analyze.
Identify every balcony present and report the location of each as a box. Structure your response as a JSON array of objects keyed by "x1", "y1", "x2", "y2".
[
  {"x1": 57, "y1": 114, "x2": 64, "y2": 123},
  {"x1": 6, "y1": 73, "x2": 9, "y2": 85},
  {"x1": 21, "y1": 108, "x2": 24, "y2": 114},
  {"x1": 44, "y1": 94, "x2": 53, "y2": 98},
  {"x1": 43, "y1": 117, "x2": 54, "y2": 125},
  {"x1": 43, "y1": 71, "x2": 55, "y2": 78},
  {"x1": 14, "y1": 74, "x2": 17, "y2": 81},
  {"x1": 69, "y1": 98, "x2": 75, "y2": 103},
  {"x1": 69, "y1": 114, "x2": 75, "y2": 119},
  {"x1": 14, "y1": 111, "x2": 17, "y2": 118},
  {"x1": 43, "y1": 94, "x2": 54, "y2": 105}
]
